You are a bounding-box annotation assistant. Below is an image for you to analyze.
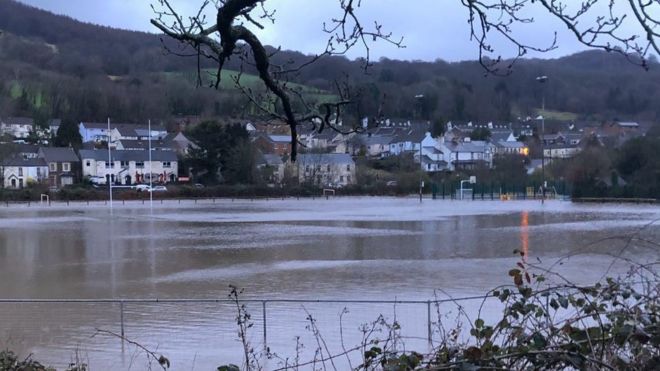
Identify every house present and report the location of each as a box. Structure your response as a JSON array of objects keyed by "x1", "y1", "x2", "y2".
[
  {"x1": 2, "y1": 157, "x2": 48, "y2": 189},
  {"x1": 0, "y1": 117, "x2": 34, "y2": 139},
  {"x1": 543, "y1": 144, "x2": 581, "y2": 159},
  {"x1": 38, "y1": 147, "x2": 81, "y2": 188},
  {"x1": 163, "y1": 132, "x2": 197, "y2": 155},
  {"x1": 494, "y1": 141, "x2": 529, "y2": 156},
  {"x1": 388, "y1": 129, "x2": 427, "y2": 156},
  {"x1": 361, "y1": 135, "x2": 393, "y2": 158},
  {"x1": 416, "y1": 133, "x2": 449, "y2": 172},
  {"x1": 79, "y1": 122, "x2": 168, "y2": 144},
  {"x1": 445, "y1": 139, "x2": 495, "y2": 170},
  {"x1": 295, "y1": 153, "x2": 356, "y2": 187},
  {"x1": 48, "y1": 119, "x2": 62, "y2": 136},
  {"x1": 253, "y1": 134, "x2": 291, "y2": 156},
  {"x1": 256, "y1": 153, "x2": 285, "y2": 184},
  {"x1": 79, "y1": 149, "x2": 178, "y2": 185}
]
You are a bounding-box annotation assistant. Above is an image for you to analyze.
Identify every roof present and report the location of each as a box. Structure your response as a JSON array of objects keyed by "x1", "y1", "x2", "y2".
[
  {"x1": 297, "y1": 153, "x2": 355, "y2": 165},
  {"x1": 13, "y1": 143, "x2": 40, "y2": 153},
  {"x1": 117, "y1": 139, "x2": 172, "y2": 150},
  {"x1": 490, "y1": 130, "x2": 515, "y2": 142},
  {"x1": 1, "y1": 117, "x2": 34, "y2": 126},
  {"x1": 39, "y1": 147, "x2": 79, "y2": 162},
  {"x1": 81, "y1": 122, "x2": 167, "y2": 133},
  {"x1": 451, "y1": 140, "x2": 491, "y2": 153},
  {"x1": 392, "y1": 129, "x2": 427, "y2": 143},
  {"x1": 495, "y1": 141, "x2": 525, "y2": 149},
  {"x1": 78, "y1": 149, "x2": 178, "y2": 162},
  {"x1": 268, "y1": 135, "x2": 291, "y2": 143},
  {"x1": 48, "y1": 119, "x2": 62, "y2": 127},
  {"x1": 2, "y1": 157, "x2": 47, "y2": 167},
  {"x1": 362, "y1": 135, "x2": 393, "y2": 146}
]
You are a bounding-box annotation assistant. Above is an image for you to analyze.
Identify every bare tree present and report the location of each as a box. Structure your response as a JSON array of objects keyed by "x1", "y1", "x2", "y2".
[{"x1": 151, "y1": 0, "x2": 659, "y2": 160}]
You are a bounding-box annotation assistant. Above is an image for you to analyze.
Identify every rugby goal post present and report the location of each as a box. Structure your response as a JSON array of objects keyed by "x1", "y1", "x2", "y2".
[
  {"x1": 322, "y1": 189, "x2": 336, "y2": 199},
  {"x1": 40, "y1": 194, "x2": 49, "y2": 204}
]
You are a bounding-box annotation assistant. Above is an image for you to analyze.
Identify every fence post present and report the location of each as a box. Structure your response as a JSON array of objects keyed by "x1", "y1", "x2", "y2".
[
  {"x1": 120, "y1": 301, "x2": 125, "y2": 340},
  {"x1": 262, "y1": 301, "x2": 267, "y2": 349},
  {"x1": 427, "y1": 301, "x2": 432, "y2": 345}
]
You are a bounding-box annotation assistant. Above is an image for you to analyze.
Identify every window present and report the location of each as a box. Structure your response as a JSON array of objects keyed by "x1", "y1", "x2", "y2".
[
  {"x1": 105, "y1": 161, "x2": 115, "y2": 169},
  {"x1": 18, "y1": 167, "x2": 23, "y2": 176},
  {"x1": 346, "y1": 164, "x2": 351, "y2": 171},
  {"x1": 120, "y1": 161, "x2": 129, "y2": 167},
  {"x1": 305, "y1": 165, "x2": 310, "y2": 172},
  {"x1": 326, "y1": 165, "x2": 331, "y2": 172},
  {"x1": 85, "y1": 161, "x2": 91, "y2": 167},
  {"x1": 49, "y1": 162, "x2": 56, "y2": 172},
  {"x1": 163, "y1": 161, "x2": 171, "y2": 168},
  {"x1": 340, "y1": 176, "x2": 344, "y2": 182},
  {"x1": 62, "y1": 163, "x2": 71, "y2": 172},
  {"x1": 136, "y1": 161, "x2": 145, "y2": 169}
]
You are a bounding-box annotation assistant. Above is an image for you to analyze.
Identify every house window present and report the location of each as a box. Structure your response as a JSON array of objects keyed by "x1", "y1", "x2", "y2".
[
  {"x1": 18, "y1": 168, "x2": 23, "y2": 176},
  {"x1": 326, "y1": 165, "x2": 331, "y2": 172},
  {"x1": 120, "y1": 161, "x2": 129, "y2": 167},
  {"x1": 86, "y1": 161, "x2": 91, "y2": 167},
  {"x1": 105, "y1": 161, "x2": 114, "y2": 169},
  {"x1": 305, "y1": 165, "x2": 310, "y2": 172},
  {"x1": 346, "y1": 164, "x2": 351, "y2": 171},
  {"x1": 163, "y1": 161, "x2": 171, "y2": 168},
  {"x1": 62, "y1": 163, "x2": 71, "y2": 172},
  {"x1": 49, "y1": 162, "x2": 56, "y2": 172},
  {"x1": 136, "y1": 161, "x2": 145, "y2": 169},
  {"x1": 340, "y1": 176, "x2": 344, "y2": 182}
]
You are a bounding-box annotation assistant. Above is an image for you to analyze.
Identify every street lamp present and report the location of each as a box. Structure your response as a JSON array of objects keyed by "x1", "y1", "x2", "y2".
[{"x1": 536, "y1": 75, "x2": 548, "y2": 203}]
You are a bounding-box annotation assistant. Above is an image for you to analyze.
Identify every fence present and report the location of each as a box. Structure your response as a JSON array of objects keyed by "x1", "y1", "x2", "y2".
[{"x1": 0, "y1": 295, "x2": 488, "y2": 347}]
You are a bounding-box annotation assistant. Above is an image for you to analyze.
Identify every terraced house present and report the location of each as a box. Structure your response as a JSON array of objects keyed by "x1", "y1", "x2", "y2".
[
  {"x1": 38, "y1": 147, "x2": 81, "y2": 188},
  {"x1": 79, "y1": 149, "x2": 178, "y2": 185}
]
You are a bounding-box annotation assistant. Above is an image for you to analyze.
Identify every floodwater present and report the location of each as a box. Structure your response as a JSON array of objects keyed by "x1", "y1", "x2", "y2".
[{"x1": 0, "y1": 198, "x2": 658, "y2": 370}]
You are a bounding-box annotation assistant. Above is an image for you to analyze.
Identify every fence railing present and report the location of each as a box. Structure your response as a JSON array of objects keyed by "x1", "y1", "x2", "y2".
[{"x1": 0, "y1": 296, "x2": 490, "y2": 348}]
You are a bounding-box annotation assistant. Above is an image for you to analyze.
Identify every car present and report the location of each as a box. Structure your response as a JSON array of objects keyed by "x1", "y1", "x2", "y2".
[
  {"x1": 386, "y1": 180, "x2": 398, "y2": 187},
  {"x1": 89, "y1": 176, "x2": 106, "y2": 185},
  {"x1": 149, "y1": 185, "x2": 168, "y2": 192},
  {"x1": 194, "y1": 183, "x2": 205, "y2": 189},
  {"x1": 135, "y1": 184, "x2": 150, "y2": 192}
]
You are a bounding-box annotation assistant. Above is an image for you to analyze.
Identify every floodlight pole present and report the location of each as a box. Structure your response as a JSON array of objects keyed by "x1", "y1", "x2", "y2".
[
  {"x1": 536, "y1": 76, "x2": 548, "y2": 204},
  {"x1": 148, "y1": 119, "x2": 153, "y2": 213},
  {"x1": 107, "y1": 117, "x2": 113, "y2": 214}
]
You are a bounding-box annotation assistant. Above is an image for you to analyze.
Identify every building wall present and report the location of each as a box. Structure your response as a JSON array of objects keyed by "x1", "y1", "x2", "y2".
[
  {"x1": 82, "y1": 159, "x2": 178, "y2": 184},
  {"x1": 3, "y1": 166, "x2": 48, "y2": 188},
  {"x1": 0, "y1": 124, "x2": 32, "y2": 139},
  {"x1": 296, "y1": 162, "x2": 356, "y2": 187}
]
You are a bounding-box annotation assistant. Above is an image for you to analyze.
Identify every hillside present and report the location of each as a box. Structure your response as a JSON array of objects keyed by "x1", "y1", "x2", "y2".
[{"x1": 0, "y1": 0, "x2": 658, "y2": 127}]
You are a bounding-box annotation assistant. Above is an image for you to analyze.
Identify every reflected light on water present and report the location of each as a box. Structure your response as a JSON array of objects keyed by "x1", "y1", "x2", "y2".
[{"x1": 520, "y1": 211, "x2": 529, "y2": 261}]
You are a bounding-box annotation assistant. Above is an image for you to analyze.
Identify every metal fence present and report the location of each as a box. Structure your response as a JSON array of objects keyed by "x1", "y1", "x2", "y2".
[{"x1": 0, "y1": 296, "x2": 489, "y2": 349}]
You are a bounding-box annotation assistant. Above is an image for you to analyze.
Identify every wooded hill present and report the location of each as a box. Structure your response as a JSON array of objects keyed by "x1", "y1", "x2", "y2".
[{"x1": 0, "y1": 0, "x2": 658, "y2": 128}]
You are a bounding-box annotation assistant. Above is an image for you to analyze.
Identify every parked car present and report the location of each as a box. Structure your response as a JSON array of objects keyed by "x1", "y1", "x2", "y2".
[
  {"x1": 89, "y1": 176, "x2": 106, "y2": 185},
  {"x1": 135, "y1": 184, "x2": 150, "y2": 192},
  {"x1": 386, "y1": 180, "x2": 398, "y2": 187},
  {"x1": 194, "y1": 183, "x2": 204, "y2": 189},
  {"x1": 149, "y1": 185, "x2": 168, "y2": 192}
]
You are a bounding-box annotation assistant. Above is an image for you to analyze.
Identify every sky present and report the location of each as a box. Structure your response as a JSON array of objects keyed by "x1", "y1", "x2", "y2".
[{"x1": 15, "y1": 0, "x2": 649, "y2": 62}]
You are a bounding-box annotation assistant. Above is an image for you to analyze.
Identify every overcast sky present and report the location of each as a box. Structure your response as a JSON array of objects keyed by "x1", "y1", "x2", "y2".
[{"x1": 16, "y1": 0, "x2": 647, "y2": 62}]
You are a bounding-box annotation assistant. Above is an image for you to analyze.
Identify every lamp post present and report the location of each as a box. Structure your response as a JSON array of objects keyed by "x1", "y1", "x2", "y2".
[{"x1": 536, "y1": 75, "x2": 548, "y2": 203}]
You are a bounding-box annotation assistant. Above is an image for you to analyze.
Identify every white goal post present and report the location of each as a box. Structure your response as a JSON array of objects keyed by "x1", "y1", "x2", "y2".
[
  {"x1": 40, "y1": 194, "x2": 49, "y2": 204},
  {"x1": 322, "y1": 189, "x2": 336, "y2": 198}
]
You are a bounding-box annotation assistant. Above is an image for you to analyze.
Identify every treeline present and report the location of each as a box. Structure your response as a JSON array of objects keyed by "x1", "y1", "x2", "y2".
[{"x1": 0, "y1": 0, "x2": 659, "y2": 127}]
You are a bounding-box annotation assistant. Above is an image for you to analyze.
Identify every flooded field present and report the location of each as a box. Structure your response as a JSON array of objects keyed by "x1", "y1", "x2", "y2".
[{"x1": 0, "y1": 198, "x2": 657, "y2": 369}]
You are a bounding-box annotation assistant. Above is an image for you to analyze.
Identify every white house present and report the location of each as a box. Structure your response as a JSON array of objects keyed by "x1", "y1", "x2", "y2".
[
  {"x1": 295, "y1": 153, "x2": 356, "y2": 187},
  {"x1": 388, "y1": 129, "x2": 426, "y2": 156},
  {"x1": 1, "y1": 117, "x2": 34, "y2": 139},
  {"x1": 415, "y1": 133, "x2": 450, "y2": 172},
  {"x1": 2, "y1": 157, "x2": 48, "y2": 189},
  {"x1": 445, "y1": 139, "x2": 495, "y2": 170},
  {"x1": 543, "y1": 144, "x2": 581, "y2": 159},
  {"x1": 79, "y1": 149, "x2": 178, "y2": 185},
  {"x1": 80, "y1": 122, "x2": 168, "y2": 144}
]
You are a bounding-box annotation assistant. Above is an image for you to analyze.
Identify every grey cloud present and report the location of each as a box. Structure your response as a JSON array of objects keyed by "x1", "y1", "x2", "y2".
[{"x1": 16, "y1": 0, "x2": 644, "y2": 62}]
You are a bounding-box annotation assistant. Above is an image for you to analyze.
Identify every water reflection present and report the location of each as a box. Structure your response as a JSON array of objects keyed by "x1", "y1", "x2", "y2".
[{"x1": 521, "y1": 211, "x2": 529, "y2": 261}]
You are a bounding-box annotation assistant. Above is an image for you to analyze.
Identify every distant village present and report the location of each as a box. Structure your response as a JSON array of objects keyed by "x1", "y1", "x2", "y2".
[{"x1": 0, "y1": 115, "x2": 648, "y2": 191}]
